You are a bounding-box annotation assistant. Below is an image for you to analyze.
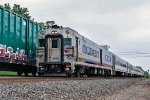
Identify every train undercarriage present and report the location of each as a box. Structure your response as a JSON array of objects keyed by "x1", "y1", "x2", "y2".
[
  {"x1": 0, "y1": 57, "x2": 37, "y2": 76},
  {"x1": 38, "y1": 63, "x2": 113, "y2": 77}
]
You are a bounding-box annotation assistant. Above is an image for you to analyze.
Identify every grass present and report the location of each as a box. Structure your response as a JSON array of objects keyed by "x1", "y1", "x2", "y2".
[
  {"x1": 0, "y1": 71, "x2": 36, "y2": 76},
  {"x1": 0, "y1": 71, "x2": 17, "y2": 76},
  {"x1": 145, "y1": 76, "x2": 150, "y2": 78}
]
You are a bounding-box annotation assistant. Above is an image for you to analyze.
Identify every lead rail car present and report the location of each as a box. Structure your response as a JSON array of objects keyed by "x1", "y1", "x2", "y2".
[{"x1": 36, "y1": 26, "x2": 144, "y2": 77}]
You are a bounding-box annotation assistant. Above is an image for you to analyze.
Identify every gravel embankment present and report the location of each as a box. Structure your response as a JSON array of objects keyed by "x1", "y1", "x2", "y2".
[
  {"x1": 106, "y1": 79, "x2": 150, "y2": 100},
  {"x1": 0, "y1": 78, "x2": 146, "y2": 100}
]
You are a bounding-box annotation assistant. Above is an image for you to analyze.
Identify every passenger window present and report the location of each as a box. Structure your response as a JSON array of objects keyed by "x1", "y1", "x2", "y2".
[
  {"x1": 92, "y1": 49, "x2": 94, "y2": 56},
  {"x1": 85, "y1": 46, "x2": 87, "y2": 54},
  {"x1": 87, "y1": 47, "x2": 90, "y2": 55},
  {"x1": 105, "y1": 55, "x2": 107, "y2": 61},
  {"x1": 89, "y1": 48, "x2": 92, "y2": 55},
  {"x1": 109, "y1": 57, "x2": 111, "y2": 62},
  {"x1": 97, "y1": 51, "x2": 99, "y2": 58},
  {"x1": 64, "y1": 38, "x2": 71, "y2": 47},
  {"x1": 82, "y1": 45, "x2": 87, "y2": 54},
  {"x1": 94, "y1": 50, "x2": 97, "y2": 57}
]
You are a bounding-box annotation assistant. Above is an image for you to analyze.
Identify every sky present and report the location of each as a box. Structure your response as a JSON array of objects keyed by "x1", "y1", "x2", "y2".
[{"x1": 1, "y1": 0, "x2": 150, "y2": 72}]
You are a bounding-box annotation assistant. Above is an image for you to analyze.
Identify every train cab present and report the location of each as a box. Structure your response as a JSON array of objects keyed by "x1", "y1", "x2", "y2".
[{"x1": 36, "y1": 27, "x2": 76, "y2": 76}]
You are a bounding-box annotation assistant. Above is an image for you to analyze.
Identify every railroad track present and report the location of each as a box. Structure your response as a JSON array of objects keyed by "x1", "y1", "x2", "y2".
[
  {"x1": 0, "y1": 76, "x2": 135, "y2": 83},
  {"x1": 0, "y1": 76, "x2": 104, "y2": 83}
]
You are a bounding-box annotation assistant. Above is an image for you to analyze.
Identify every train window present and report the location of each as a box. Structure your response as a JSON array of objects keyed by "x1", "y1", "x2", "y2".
[
  {"x1": 124, "y1": 64, "x2": 126, "y2": 67},
  {"x1": 94, "y1": 50, "x2": 97, "y2": 57},
  {"x1": 39, "y1": 39, "x2": 45, "y2": 47},
  {"x1": 105, "y1": 55, "x2": 111, "y2": 62},
  {"x1": 92, "y1": 49, "x2": 94, "y2": 56},
  {"x1": 52, "y1": 39, "x2": 60, "y2": 48},
  {"x1": 109, "y1": 57, "x2": 111, "y2": 62},
  {"x1": 97, "y1": 51, "x2": 99, "y2": 58},
  {"x1": 90, "y1": 48, "x2": 92, "y2": 55},
  {"x1": 85, "y1": 46, "x2": 87, "y2": 54},
  {"x1": 64, "y1": 38, "x2": 71, "y2": 47},
  {"x1": 108, "y1": 56, "x2": 110, "y2": 62},
  {"x1": 82, "y1": 45, "x2": 84, "y2": 53},
  {"x1": 87, "y1": 47, "x2": 91, "y2": 55},
  {"x1": 82, "y1": 45, "x2": 87, "y2": 54},
  {"x1": 116, "y1": 61, "x2": 119, "y2": 65},
  {"x1": 105, "y1": 55, "x2": 107, "y2": 61}
]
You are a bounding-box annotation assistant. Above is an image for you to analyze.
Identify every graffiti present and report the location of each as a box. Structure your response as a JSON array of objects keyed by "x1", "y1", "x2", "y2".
[{"x1": 0, "y1": 44, "x2": 27, "y2": 60}]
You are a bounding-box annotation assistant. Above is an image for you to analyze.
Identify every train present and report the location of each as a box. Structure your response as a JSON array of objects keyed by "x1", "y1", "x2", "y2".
[
  {"x1": 36, "y1": 26, "x2": 144, "y2": 77},
  {"x1": 0, "y1": 6, "x2": 144, "y2": 77}
]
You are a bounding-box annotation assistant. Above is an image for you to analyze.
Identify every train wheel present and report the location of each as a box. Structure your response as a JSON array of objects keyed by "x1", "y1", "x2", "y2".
[
  {"x1": 38, "y1": 73, "x2": 44, "y2": 77},
  {"x1": 38, "y1": 73, "x2": 41, "y2": 77},
  {"x1": 77, "y1": 71, "x2": 81, "y2": 78},
  {"x1": 87, "y1": 74, "x2": 90, "y2": 77},
  {"x1": 66, "y1": 72, "x2": 70, "y2": 77},
  {"x1": 67, "y1": 73, "x2": 72, "y2": 77}
]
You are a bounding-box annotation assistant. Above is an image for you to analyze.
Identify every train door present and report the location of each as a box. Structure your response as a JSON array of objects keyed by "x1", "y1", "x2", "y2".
[
  {"x1": 45, "y1": 34, "x2": 64, "y2": 63},
  {"x1": 99, "y1": 49, "x2": 103, "y2": 76},
  {"x1": 48, "y1": 38, "x2": 61, "y2": 62},
  {"x1": 112, "y1": 54, "x2": 116, "y2": 76},
  {"x1": 100, "y1": 49, "x2": 102, "y2": 65}
]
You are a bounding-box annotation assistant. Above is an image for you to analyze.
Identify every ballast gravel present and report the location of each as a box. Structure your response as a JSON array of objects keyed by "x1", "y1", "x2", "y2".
[{"x1": 0, "y1": 78, "x2": 148, "y2": 100}]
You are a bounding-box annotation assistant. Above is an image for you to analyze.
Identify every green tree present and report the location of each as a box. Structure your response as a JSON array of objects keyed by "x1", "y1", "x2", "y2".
[
  {"x1": 38, "y1": 21, "x2": 56, "y2": 27},
  {"x1": 11, "y1": 4, "x2": 31, "y2": 19},
  {"x1": 46, "y1": 21, "x2": 55, "y2": 27},
  {"x1": 37, "y1": 22, "x2": 45, "y2": 27},
  {"x1": 4, "y1": 3, "x2": 11, "y2": 10}
]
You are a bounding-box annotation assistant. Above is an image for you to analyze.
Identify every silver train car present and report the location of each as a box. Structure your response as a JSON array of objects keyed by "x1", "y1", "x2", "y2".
[{"x1": 36, "y1": 26, "x2": 144, "y2": 77}]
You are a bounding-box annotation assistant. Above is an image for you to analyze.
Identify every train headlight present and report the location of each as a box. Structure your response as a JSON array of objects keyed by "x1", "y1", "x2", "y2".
[
  {"x1": 51, "y1": 31, "x2": 58, "y2": 34},
  {"x1": 51, "y1": 31, "x2": 55, "y2": 34}
]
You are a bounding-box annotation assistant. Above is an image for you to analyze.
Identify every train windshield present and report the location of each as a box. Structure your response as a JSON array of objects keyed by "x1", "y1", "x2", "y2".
[
  {"x1": 64, "y1": 38, "x2": 71, "y2": 47},
  {"x1": 39, "y1": 39, "x2": 45, "y2": 47}
]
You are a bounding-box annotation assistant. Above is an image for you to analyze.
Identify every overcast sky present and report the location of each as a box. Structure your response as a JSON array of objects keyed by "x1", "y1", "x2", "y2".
[{"x1": 1, "y1": 0, "x2": 150, "y2": 72}]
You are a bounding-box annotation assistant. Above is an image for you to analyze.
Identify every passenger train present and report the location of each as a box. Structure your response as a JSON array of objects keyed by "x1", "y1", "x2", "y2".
[{"x1": 36, "y1": 26, "x2": 144, "y2": 77}]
